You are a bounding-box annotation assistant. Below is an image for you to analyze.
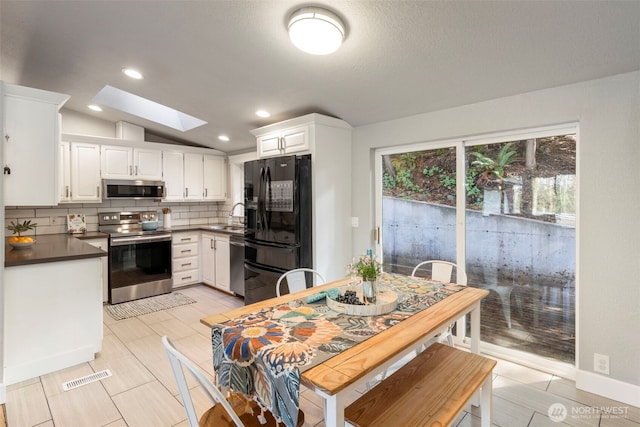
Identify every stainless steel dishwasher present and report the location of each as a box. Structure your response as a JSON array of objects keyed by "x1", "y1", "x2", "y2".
[{"x1": 229, "y1": 234, "x2": 245, "y2": 297}]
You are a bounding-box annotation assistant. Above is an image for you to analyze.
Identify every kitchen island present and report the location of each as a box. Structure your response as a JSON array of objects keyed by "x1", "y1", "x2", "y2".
[{"x1": 4, "y1": 233, "x2": 107, "y2": 384}]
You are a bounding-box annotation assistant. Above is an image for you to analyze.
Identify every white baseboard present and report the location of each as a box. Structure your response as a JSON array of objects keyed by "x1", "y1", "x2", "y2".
[{"x1": 576, "y1": 369, "x2": 640, "y2": 408}]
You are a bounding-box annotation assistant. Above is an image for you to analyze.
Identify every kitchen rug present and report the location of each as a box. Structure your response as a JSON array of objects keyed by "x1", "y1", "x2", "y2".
[{"x1": 105, "y1": 292, "x2": 196, "y2": 320}]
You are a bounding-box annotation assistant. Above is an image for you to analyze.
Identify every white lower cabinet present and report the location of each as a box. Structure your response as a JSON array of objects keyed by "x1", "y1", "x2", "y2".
[
  {"x1": 85, "y1": 238, "x2": 108, "y2": 302},
  {"x1": 172, "y1": 232, "x2": 200, "y2": 288},
  {"x1": 201, "y1": 232, "x2": 230, "y2": 292}
]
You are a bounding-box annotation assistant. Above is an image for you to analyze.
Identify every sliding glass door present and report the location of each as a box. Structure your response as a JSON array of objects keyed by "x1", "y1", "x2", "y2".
[{"x1": 375, "y1": 125, "x2": 577, "y2": 370}]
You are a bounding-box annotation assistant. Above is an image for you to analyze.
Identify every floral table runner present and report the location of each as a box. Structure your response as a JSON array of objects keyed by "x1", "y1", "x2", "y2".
[{"x1": 211, "y1": 272, "x2": 464, "y2": 427}]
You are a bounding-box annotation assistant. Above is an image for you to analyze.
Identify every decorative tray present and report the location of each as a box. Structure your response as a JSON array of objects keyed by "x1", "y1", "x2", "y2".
[{"x1": 326, "y1": 286, "x2": 398, "y2": 316}]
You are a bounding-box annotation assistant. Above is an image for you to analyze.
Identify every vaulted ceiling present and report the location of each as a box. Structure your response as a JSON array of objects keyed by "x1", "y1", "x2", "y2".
[{"x1": 1, "y1": 1, "x2": 639, "y2": 153}]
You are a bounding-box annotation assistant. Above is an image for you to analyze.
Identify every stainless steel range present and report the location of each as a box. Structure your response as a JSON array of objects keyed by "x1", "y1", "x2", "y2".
[{"x1": 99, "y1": 211, "x2": 172, "y2": 304}]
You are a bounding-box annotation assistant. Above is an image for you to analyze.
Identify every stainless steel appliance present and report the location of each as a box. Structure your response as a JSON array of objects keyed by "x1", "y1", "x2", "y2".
[
  {"x1": 103, "y1": 179, "x2": 166, "y2": 200},
  {"x1": 99, "y1": 211, "x2": 172, "y2": 304},
  {"x1": 243, "y1": 154, "x2": 312, "y2": 304},
  {"x1": 229, "y1": 234, "x2": 245, "y2": 297}
]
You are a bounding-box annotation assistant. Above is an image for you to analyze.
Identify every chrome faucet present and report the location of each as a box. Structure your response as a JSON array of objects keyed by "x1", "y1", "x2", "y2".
[{"x1": 229, "y1": 202, "x2": 245, "y2": 224}]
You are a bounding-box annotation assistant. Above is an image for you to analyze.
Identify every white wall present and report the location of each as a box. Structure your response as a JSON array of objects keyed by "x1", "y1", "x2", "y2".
[
  {"x1": 61, "y1": 108, "x2": 115, "y2": 138},
  {"x1": 351, "y1": 71, "x2": 640, "y2": 405}
]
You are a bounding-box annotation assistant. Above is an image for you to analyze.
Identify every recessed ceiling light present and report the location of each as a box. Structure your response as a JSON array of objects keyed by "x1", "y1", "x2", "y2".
[
  {"x1": 218, "y1": 135, "x2": 230, "y2": 142},
  {"x1": 288, "y1": 7, "x2": 345, "y2": 55},
  {"x1": 92, "y1": 85, "x2": 207, "y2": 132},
  {"x1": 88, "y1": 104, "x2": 103, "y2": 112},
  {"x1": 122, "y1": 68, "x2": 143, "y2": 79},
  {"x1": 256, "y1": 110, "x2": 271, "y2": 118}
]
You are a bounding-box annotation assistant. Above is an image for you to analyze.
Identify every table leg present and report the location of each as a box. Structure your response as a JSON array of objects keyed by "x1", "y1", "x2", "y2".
[
  {"x1": 470, "y1": 301, "x2": 481, "y2": 354},
  {"x1": 470, "y1": 301, "x2": 482, "y2": 407},
  {"x1": 481, "y1": 374, "x2": 493, "y2": 427},
  {"x1": 324, "y1": 393, "x2": 346, "y2": 427}
]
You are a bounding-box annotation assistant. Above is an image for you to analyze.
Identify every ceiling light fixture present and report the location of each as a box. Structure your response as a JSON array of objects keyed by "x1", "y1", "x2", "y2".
[
  {"x1": 88, "y1": 104, "x2": 103, "y2": 112},
  {"x1": 218, "y1": 135, "x2": 230, "y2": 142},
  {"x1": 256, "y1": 110, "x2": 271, "y2": 118},
  {"x1": 122, "y1": 68, "x2": 143, "y2": 79},
  {"x1": 288, "y1": 7, "x2": 345, "y2": 55}
]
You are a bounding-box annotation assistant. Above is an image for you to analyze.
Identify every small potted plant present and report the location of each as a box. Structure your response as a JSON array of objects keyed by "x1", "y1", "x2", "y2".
[{"x1": 7, "y1": 220, "x2": 37, "y2": 249}]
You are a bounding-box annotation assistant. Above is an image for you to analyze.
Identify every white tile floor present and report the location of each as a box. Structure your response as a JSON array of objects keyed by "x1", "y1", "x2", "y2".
[{"x1": 5, "y1": 285, "x2": 640, "y2": 427}]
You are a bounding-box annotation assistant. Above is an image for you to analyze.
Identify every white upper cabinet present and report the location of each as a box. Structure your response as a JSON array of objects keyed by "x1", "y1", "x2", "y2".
[
  {"x1": 134, "y1": 148, "x2": 163, "y2": 180},
  {"x1": 256, "y1": 125, "x2": 310, "y2": 158},
  {"x1": 3, "y1": 83, "x2": 69, "y2": 206},
  {"x1": 59, "y1": 141, "x2": 71, "y2": 202},
  {"x1": 203, "y1": 155, "x2": 226, "y2": 201},
  {"x1": 184, "y1": 152, "x2": 204, "y2": 200},
  {"x1": 162, "y1": 151, "x2": 184, "y2": 201},
  {"x1": 101, "y1": 145, "x2": 162, "y2": 180},
  {"x1": 60, "y1": 141, "x2": 101, "y2": 203},
  {"x1": 70, "y1": 142, "x2": 101, "y2": 201},
  {"x1": 183, "y1": 153, "x2": 226, "y2": 201},
  {"x1": 101, "y1": 145, "x2": 132, "y2": 179}
]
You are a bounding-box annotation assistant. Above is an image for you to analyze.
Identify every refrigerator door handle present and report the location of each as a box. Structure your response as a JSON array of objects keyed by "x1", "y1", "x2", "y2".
[
  {"x1": 258, "y1": 167, "x2": 266, "y2": 232},
  {"x1": 245, "y1": 240, "x2": 297, "y2": 251},
  {"x1": 244, "y1": 260, "x2": 285, "y2": 276},
  {"x1": 265, "y1": 166, "x2": 272, "y2": 232}
]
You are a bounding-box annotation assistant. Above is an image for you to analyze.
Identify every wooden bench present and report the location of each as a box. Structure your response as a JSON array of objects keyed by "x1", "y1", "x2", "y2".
[{"x1": 344, "y1": 343, "x2": 496, "y2": 427}]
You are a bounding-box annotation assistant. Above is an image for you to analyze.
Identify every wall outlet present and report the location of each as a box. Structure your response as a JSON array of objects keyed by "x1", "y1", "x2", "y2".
[
  {"x1": 594, "y1": 353, "x2": 610, "y2": 375},
  {"x1": 351, "y1": 217, "x2": 359, "y2": 227}
]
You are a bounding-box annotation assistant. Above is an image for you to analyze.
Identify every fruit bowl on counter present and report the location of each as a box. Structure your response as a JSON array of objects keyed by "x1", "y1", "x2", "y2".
[
  {"x1": 8, "y1": 237, "x2": 35, "y2": 249},
  {"x1": 7, "y1": 220, "x2": 37, "y2": 249}
]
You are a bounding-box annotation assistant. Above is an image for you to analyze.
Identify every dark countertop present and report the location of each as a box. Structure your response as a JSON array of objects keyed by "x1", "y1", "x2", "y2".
[
  {"x1": 5, "y1": 233, "x2": 107, "y2": 267},
  {"x1": 4, "y1": 226, "x2": 243, "y2": 267}
]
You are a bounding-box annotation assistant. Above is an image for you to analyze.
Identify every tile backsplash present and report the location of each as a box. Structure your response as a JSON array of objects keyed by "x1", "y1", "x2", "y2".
[{"x1": 5, "y1": 200, "x2": 235, "y2": 236}]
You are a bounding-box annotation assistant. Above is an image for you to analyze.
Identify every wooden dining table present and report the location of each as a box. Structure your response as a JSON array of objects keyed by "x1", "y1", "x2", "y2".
[{"x1": 201, "y1": 275, "x2": 489, "y2": 427}]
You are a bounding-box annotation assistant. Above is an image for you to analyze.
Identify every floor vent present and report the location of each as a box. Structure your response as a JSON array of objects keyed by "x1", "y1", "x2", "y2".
[{"x1": 62, "y1": 369, "x2": 112, "y2": 391}]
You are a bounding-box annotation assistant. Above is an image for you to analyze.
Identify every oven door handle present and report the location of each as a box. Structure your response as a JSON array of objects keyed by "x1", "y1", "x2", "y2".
[{"x1": 110, "y1": 234, "x2": 172, "y2": 246}]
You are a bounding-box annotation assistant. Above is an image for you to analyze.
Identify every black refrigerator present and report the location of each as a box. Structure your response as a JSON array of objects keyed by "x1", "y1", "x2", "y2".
[{"x1": 243, "y1": 154, "x2": 312, "y2": 305}]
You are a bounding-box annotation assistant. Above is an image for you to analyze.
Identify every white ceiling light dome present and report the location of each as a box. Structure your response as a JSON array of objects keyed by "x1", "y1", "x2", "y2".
[{"x1": 288, "y1": 7, "x2": 345, "y2": 55}]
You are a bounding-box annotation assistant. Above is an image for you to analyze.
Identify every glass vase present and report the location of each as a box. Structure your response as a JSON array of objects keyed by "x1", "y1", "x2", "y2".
[{"x1": 362, "y1": 278, "x2": 377, "y2": 304}]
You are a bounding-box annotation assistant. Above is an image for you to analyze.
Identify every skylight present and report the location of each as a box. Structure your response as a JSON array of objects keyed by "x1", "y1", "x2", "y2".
[{"x1": 92, "y1": 85, "x2": 207, "y2": 132}]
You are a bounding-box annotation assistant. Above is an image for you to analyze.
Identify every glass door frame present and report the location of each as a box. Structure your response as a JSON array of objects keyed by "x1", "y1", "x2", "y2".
[{"x1": 374, "y1": 123, "x2": 579, "y2": 378}]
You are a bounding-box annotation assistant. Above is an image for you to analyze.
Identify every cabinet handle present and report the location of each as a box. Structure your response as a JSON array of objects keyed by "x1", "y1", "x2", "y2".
[
  {"x1": 185, "y1": 188, "x2": 188, "y2": 197},
  {"x1": 129, "y1": 165, "x2": 133, "y2": 175},
  {"x1": 181, "y1": 263, "x2": 192, "y2": 267},
  {"x1": 4, "y1": 134, "x2": 9, "y2": 141},
  {"x1": 182, "y1": 276, "x2": 192, "y2": 280},
  {"x1": 180, "y1": 238, "x2": 192, "y2": 242},
  {"x1": 205, "y1": 188, "x2": 208, "y2": 197},
  {"x1": 181, "y1": 249, "x2": 192, "y2": 254},
  {"x1": 97, "y1": 186, "x2": 100, "y2": 197},
  {"x1": 210, "y1": 240, "x2": 213, "y2": 249},
  {"x1": 66, "y1": 185, "x2": 70, "y2": 197},
  {"x1": 135, "y1": 165, "x2": 139, "y2": 176}
]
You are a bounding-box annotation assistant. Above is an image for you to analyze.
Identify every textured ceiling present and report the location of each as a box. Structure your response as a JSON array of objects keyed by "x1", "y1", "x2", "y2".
[{"x1": 1, "y1": 1, "x2": 639, "y2": 153}]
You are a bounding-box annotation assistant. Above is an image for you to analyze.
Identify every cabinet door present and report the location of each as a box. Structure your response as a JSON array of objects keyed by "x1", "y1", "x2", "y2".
[
  {"x1": 214, "y1": 236, "x2": 231, "y2": 291},
  {"x1": 134, "y1": 148, "x2": 162, "y2": 180},
  {"x1": 4, "y1": 95, "x2": 60, "y2": 206},
  {"x1": 281, "y1": 126, "x2": 309, "y2": 153},
  {"x1": 203, "y1": 155, "x2": 226, "y2": 200},
  {"x1": 163, "y1": 151, "x2": 184, "y2": 201},
  {"x1": 101, "y1": 145, "x2": 133, "y2": 179},
  {"x1": 257, "y1": 134, "x2": 282, "y2": 158},
  {"x1": 201, "y1": 234, "x2": 216, "y2": 285},
  {"x1": 59, "y1": 141, "x2": 71, "y2": 202},
  {"x1": 71, "y1": 142, "x2": 101, "y2": 201},
  {"x1": 183, "y1": 153, "x2": 203, "y2": 200}
]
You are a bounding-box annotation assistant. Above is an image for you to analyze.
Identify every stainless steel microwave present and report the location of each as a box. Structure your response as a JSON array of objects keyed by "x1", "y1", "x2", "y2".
[{"x1": 103, "y1": 179, "x2": 166, "y2": 200}]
